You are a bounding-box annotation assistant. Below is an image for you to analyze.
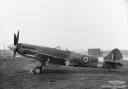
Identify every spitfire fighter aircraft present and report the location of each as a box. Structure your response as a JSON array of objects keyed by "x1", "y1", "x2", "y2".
[{"x1": 8, "y1": 31, "x2": 123, "y2": 74}]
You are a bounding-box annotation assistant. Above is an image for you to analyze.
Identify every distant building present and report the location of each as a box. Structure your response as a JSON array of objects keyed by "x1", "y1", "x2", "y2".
[
  {"x1": 74, "y1": 50, "x2": 88, "y2": 55},
  {"x1": 88, "y1": 48, "x2": 103, "y2": 57}
]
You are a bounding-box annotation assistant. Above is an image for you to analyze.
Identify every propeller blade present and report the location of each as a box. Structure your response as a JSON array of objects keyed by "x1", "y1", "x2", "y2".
[
  {"x1": 14, "y1": 34, "x2": 17, "y2": 45},
  {"x1": 16, "y1": 30, "x2": 19, "y2": 44},
  {"x1": 13, "y1": 30, "x2": 20, "y2": 59}
]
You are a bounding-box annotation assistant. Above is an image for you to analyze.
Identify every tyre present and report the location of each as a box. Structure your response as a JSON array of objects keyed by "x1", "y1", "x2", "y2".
[{"x1": 33, "y1": 67, "x2": 42, "y2": 74}]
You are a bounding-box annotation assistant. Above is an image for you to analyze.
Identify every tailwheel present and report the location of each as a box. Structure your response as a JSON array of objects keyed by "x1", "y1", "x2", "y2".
[
  {"x1": 107, "y1": 66, "x2": 112, "y2": 72},
  {"x1": 33, "y1": 66, "x2": 42, "y2": 74},
  {"x1": 108, "y1": 69, "x2": 111, "y2": 72}
]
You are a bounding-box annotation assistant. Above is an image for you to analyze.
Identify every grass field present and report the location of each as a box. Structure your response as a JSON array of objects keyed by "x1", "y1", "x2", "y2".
[{"x1": 0, "y1": 57, "x2": 128, "y2": 89}]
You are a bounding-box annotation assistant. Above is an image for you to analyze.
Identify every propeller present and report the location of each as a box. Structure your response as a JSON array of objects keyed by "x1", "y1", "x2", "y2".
[
  {"x1": 8, "y1": 30, "x2": 20, "y2": 59},
  {"x1": 13, "y1": 31, "x2": 19, "y2": 59}
]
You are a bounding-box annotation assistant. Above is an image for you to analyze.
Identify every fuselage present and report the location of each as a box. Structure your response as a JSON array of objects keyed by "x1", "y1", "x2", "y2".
[{"x1": 16, "y1": 43, "x2": 106, "y2": 68}]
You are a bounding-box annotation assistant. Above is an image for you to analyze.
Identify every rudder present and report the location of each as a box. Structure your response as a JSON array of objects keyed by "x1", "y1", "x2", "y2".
[{"x1": 104, "y1": 48, "x2": 123, "y2": 62}]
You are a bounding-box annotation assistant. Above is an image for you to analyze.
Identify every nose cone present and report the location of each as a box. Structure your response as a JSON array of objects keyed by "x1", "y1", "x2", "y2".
[{"x1": 8, "y1": 44, "x2": 16, "y2": 51}]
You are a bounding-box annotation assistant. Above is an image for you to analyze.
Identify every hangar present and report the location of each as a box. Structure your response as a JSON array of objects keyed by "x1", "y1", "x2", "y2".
[{"x1": 88, "y1": 48, "x2": 103, "y2": 57}]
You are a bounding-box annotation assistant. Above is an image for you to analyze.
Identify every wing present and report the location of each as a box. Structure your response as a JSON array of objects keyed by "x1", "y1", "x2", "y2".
[
  {"x1": 35, "y1": 53, "x2": 65, "y2": 65},
  {"x1": 104, "y1": 60, "x2": 123, "y2": 69},
  {"x1": 19, "y1": 49, "x2": 66, "y2": 65},
  {"x1": 104, "y1": 60, "x2": 123, "y2": 66},
  {"x1": 34, "y1": 53, "x2": 59, "y2": 62}
]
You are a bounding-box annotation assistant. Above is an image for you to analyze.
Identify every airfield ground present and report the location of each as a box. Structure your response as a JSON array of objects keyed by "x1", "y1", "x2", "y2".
[{"x1": 0, "y1": 57, "x2": 128, "y2": 89}]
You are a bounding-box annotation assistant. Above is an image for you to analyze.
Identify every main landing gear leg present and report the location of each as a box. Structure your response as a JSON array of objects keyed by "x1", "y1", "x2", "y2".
[
  {"x1": 33, "y1": 62, "x2": 45, "y2": 74},
  {"x1": 32, "y1": 58, "x2": 50, "y2": 74}
]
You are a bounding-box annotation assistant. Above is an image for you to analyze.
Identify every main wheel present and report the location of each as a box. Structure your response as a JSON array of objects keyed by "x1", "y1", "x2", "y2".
[{"x1": 33, "y1": 67, "x2": 42, "y2": 74}]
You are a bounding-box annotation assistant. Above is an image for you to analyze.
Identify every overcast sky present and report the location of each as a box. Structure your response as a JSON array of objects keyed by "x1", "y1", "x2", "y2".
[{"x1": 0, "y1": 0, "x2": 128, "y2": 50}]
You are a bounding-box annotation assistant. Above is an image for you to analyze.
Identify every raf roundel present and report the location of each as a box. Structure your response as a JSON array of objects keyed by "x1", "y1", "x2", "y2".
[{"x1": 83, "y1": 57, "x2": 89, "y2": 63}]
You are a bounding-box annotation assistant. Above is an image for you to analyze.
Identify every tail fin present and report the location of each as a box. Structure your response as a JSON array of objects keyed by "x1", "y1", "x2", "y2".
[{"x1": 104, "y1": 48, "x2": 123, "y2": 62}]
